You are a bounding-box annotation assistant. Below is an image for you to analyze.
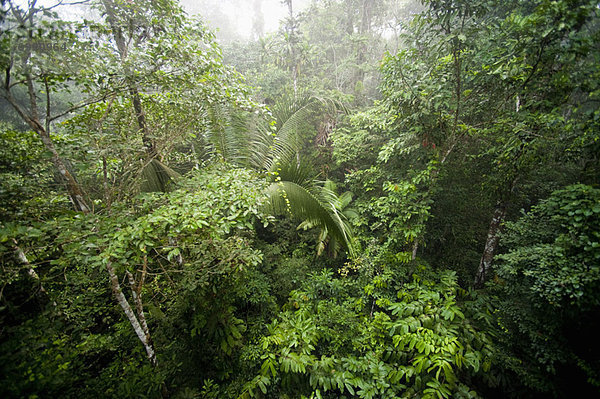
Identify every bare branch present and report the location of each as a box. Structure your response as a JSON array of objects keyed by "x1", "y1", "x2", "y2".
[
  {"x1": 44, "y1": 76, "x2": 51, "y2": 133},
  {"x1": 48, "y1": 93, "x2": 116, "y2": 122}
]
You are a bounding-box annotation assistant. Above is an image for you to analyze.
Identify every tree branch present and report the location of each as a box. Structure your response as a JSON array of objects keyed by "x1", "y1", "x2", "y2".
[
  {"x1": 107, "y1": 261, "x2": 157, "y2": 366},
  {"x1": 12, "y1": 239, "x2": 47, "y2": 294}
]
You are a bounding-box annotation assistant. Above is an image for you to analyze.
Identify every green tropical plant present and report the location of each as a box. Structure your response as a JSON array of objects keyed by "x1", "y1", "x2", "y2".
[
  {"x1": 239, "y1": 268, "x2": 495, "y2": 399},
  {"x1": 0, "y1": 166, "x2": 270, "y2": 397},
  {"x1": 490, "y1": 184, "x2": 600, "y2": 392},
  {"x1": 297, "y1": 180, "x2": 358, "y2": 257},
  {"x1": 201, "y1": 92, "x2": 357, "y2": 257}
]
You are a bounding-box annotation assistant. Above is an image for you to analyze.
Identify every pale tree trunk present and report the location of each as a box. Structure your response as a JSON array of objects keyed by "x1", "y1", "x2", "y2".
[
  {"x1": 474, "y1": 176, "x2": 518, "y2": 288},
  {"x1": 473, "y1": 203, "x2": 507, "y2": 288},
  {"x1": 1, "y1": 4, "x2": 91, "y2": 213},
  {"x1": 12, "y1": 239, "x2": 47, "y2": 294},
  {"x1": 411, "y1": 240, "x2": 419, "y2": 261},
  {"x1": 4, "y1": 94, "x2": 91, "y2": 212},
  {"x1": 4, "y1": 0, "x2": 159, "y2": 372},
  {"x1": 106, "y1": 261, "x2": 157, "y2": 366},
  {"x1": 101, "y1": 0, "x2": 171, "y2": 193},
  {"x1": 293, "y1": 65, "x2": 298, "y2": 96},
  {"x1": 355, "y1": 0, "x2": 373, "y2": 86},
  {"x1": 252, "y1": 0, "x2": 265, "y2": 39},
  {"x1": 282, "y1": 0, "x2": 298, "y2": 95},
  {"x1": 100, "y1": 1, "x2": 162, "y2": 369}
]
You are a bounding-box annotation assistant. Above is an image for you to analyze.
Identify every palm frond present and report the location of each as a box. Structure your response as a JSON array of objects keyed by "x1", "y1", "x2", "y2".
[
  {"x1": 204, "y1": 102, "x2": 250, "y2": 164},
  {"x1": 293, "y1": 179, "x2": 359, "y2": 257},
  {"x1": 140, "y1": 159, "x2": 181, "y2": 192},
  {"x1": 245, "y1": 123, "x2": 288, "y2": 170},
  {"x1": 201, "y1": 92, "x2": 341, "y2": 172},
  {"x1": 193, "y1": 92, "x2": 356, "y2": 257},
  {"x1": 338, "y1": 191, "x2": 354, "y2": 209},
  {"x1": 274, "y1": 158, "x2": 318, "y2": 189},
  {"x1": 265, "y1": 94, "x2": 339, "y2": 171},
  {"x1": 265, "y1": 180, "x2": 356, "y2": 257}
]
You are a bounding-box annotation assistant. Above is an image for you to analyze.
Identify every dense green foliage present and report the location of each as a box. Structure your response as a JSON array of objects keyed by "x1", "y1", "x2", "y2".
[
  {"x1": 1, "y1": 0, "x2": 599, "y2": 398},
  {"x1": 241, "y1": 269, "x2": 494, "y2": 399}
]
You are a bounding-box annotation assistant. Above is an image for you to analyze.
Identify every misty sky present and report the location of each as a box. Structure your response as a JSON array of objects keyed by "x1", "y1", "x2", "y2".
[
  {"x1": 180, "y1": 0, "x2": 311, "y2": 41},
  {"x1": 10, "y1": 0, "x2": 311, "y2": 41}
]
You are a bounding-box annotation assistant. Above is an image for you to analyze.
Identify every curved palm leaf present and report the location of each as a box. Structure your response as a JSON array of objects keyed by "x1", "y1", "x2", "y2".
[
  {"x1": 247, "y1": 93, "x2": 339, "y2": 171},
  {"x1": 141, "y1": 101, "x2": 242, "y2": 192},
  {"x1": 266, "y1": 180, "x2": 355, "y2": 258},
  {"x1": 204, "y1": 102, "x2": 251, "y2": 164},
  {"x1": 298, "y1": 180, "x2": 358, "y2": 257},
  {"x1": 275, "y1": 158, "x2": 318, "y2": 188},
  {"x1": 140, "y1": 159, "x2": 181, "y2": 192},
  {"x1": 195, "y1": 92, "x2": 356, "y2": 256}
]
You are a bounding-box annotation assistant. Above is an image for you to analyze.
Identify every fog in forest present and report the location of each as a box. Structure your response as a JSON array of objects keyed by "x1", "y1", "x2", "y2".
[
  {"x1": 180, "y1": 0, "x2": 312, "y2": 41},
  {"x1": 1, "y1": 1, "x2": 599, "y2": 398}
]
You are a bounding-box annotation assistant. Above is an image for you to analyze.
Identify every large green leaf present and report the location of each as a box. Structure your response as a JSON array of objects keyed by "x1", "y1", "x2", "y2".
[
  {"x1": 140, "y1": 159, "x2": 181, "y2": 192},
  {"x1": 265, "y1": 180, "x2": 356, "y2": 257},
  {"x1": 198, "y1": 92, "x2": 355, "y2": 255}
]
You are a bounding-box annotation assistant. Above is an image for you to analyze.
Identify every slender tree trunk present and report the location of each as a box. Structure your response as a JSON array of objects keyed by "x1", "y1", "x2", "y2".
[
  {"x1": 126, "y1": 269, "x2": 153, "y2": 357},
  {"x1": 101, "y1": 0, "x2": 155, "y2": 156},
  {"x1": 474, "y1": 203, "x2": 507, "y2": 288},
  {"x1": 355, "y1": 0, "x2": 373, "y2": 86},
  {"x1": 3, "y1": 84, "x2": 91, "y2": 213},
  {"x1": 411, "y1": 240, "x2": 419, "y2": 261},
  {"x1": 129, "y1": 86, "x2": 155, "y2": 156},
  {"x1": 5, "y1": 0, "x2": 160, "y2": 375},
  {"x1": 283, "y1": 0, "x2": 298, "y2": 95},
  {"x1": 37, "y1": 124, "x2": 91, "y2": 213},
  {"x1": 13, "y1": 239, "x2": 47, "y2": 294},
  {"x1": 473, "y1": 174, "x2": 519, "y2": 288},
  {"x1": 293, "y1": 65, "x2": 298, "y2": 96},
  {"x1": 106, "y1": 261, "x2": 157, "y2": 366},
  {"x1": 1, "y1": 4, "x2": 91, "y2": 213},
  {"x1": 252, "y1": 0, "x2": 265, "y2": 39}
]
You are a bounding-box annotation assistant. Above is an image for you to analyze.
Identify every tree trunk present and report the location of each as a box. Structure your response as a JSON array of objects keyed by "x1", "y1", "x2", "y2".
[
  {"x1": 411, "y1": 240, "x2": 419, "y2": 261},
  {"x1": 282, "y1": 0, "x2": 298, "y2": 95},
  {"x1": 101, "y1": 0, "x2": 155, "y2": 156},
  {"x1": 2, "y1": 84, "x2": 91, "y2": 213},
  {"x1": 37, "y1": 122, "x2": 91, "y2": 213},
  {"x1": 1, "y1": 4, "x2": 92, "y2": 213},
  {"x1": 106, "y1": 261, "x2": 157, "y2": 366},
  {"x1": 474, "y1": 171, "x2": 519, "y2": 288},
  {"x1": 130, "y1": 87, "x2": 155, "y2": 155},
  {"x1": 13, "y1": 239, "x2": 47, "y2": 294},
  {"x1": 474, "y1": 202, "x2": 507, "y2": 288},
  {"x1": 354, "y1": 0, "x2": 373, "y2": 86},
  {"x1": 252, "y1": 0, "x2": 265, "y2": 39}
]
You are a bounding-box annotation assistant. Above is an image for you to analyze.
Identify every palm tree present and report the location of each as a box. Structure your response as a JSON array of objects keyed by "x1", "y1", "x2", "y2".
[
  {"x1": 297, "y1": 180, "x2": 358, "y2": 257},
  {"x1": 202, "y1": 93, "x2": 357, "y2": 257}
]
